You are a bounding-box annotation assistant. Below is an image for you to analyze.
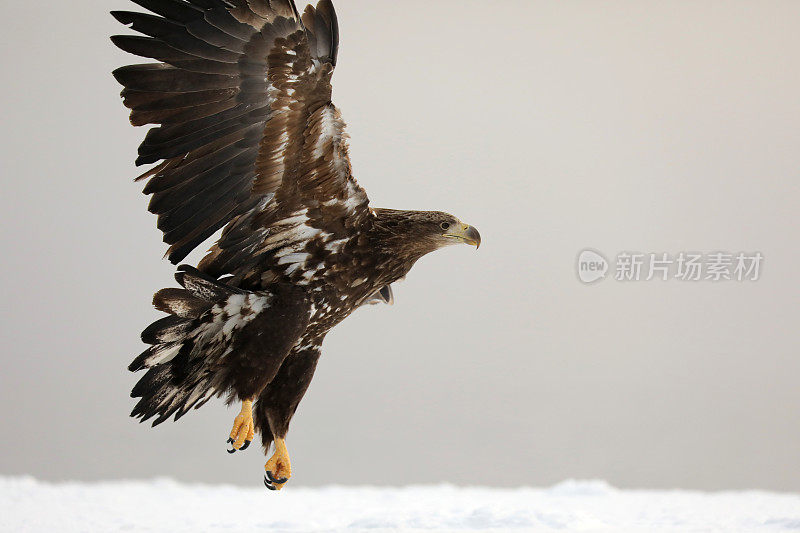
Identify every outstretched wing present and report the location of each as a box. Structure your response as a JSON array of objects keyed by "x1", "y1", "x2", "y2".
[{"x1": 112, "y1": 0, "x2": 371, "y2": 285}]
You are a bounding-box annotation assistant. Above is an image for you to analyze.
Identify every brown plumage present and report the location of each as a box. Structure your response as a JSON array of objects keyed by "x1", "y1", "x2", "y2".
[{"x1": 113, "y1": 0, "x2": 480, "y2": 489}]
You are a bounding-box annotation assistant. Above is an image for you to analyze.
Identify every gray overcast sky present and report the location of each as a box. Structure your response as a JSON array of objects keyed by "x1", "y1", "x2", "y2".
[{"x1": 0, "y1": 0, "x2": 798, "y2": 491}]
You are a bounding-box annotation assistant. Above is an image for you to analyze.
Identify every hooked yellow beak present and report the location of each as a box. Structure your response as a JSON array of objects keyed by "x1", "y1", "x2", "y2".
[{"x1": 443, "y1": 223, "x2": 481, "y2": 249}]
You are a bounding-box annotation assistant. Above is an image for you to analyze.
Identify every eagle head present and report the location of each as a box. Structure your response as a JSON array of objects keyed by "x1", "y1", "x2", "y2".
[
  {"x1": 415, "y1": 211, "x2": 482, "y2": 250},
  {"x1": 372, "y1": 209, "x2": 481, "y2": 270}
]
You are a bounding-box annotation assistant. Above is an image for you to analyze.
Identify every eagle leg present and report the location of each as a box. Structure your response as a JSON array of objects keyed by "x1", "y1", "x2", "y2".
[
  {"x1": 263, "y1": 438, "x2": 291, "y2": 491},
  {"x1": 226, "y1": 399, "x2": 255, "y2": 454}
]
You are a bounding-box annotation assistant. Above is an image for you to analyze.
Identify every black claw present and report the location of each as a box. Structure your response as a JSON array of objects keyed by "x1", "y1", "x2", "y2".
[
  {"x1": 264, "y1": 476, "x2": 277, "y2": 490},
  {"x1": 227, "y1": 447, "x2": 236, "y2": 454},
  {"x1": 226, "y1": 438, "x2": 237, "y2": 454},
  {"x1": 265, "y1": 470, "x2": 288, "y2": 484},
  {"x1": 227, "y1": 437, "x2": 234, "y2": 444},
  {"x1": 240, "y1": 439, "x2": 251, "y2": 451}
]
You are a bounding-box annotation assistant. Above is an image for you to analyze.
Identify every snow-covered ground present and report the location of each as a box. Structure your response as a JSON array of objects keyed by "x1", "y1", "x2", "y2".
[{"x1": 2, "y1": 477, "x2": 799, "y2": 532}]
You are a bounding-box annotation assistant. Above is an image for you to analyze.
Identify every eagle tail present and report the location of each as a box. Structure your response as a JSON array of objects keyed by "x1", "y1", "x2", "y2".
[{"x1": 129, "y1": 265, "x2": 248, "y2": 426}]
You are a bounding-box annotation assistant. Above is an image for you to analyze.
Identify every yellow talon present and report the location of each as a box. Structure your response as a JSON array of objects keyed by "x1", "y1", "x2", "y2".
[
  {"x1": 227, "y1": 399, "x2": 255, "y2": 452},
  {"x1": 264, "y1": 438, "x2": 291, "y2": 490}
]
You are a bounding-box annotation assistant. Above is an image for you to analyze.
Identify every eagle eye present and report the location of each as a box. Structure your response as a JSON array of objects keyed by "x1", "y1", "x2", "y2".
[{"x1": 440, "y1": 222, "x2": 450, "y2": 230}]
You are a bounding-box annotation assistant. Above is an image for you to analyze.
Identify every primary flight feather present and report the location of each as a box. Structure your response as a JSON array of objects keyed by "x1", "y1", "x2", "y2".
[{"x1": 113, "y1": 0, "x2": 480, "y2": 489}]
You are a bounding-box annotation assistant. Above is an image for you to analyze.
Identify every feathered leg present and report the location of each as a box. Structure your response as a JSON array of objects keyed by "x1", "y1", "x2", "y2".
[
  {"x1": 256, "y1": 344, "x2": 322, "y2": 490},
  {"x1": 129, "y1": 265, "x2": 312, "y2": 472}
]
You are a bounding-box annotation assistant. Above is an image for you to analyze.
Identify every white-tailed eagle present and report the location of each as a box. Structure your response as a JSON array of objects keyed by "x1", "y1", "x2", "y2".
[{"x1": 112, "y1": 0, "x2": 480, "y2": 489}]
